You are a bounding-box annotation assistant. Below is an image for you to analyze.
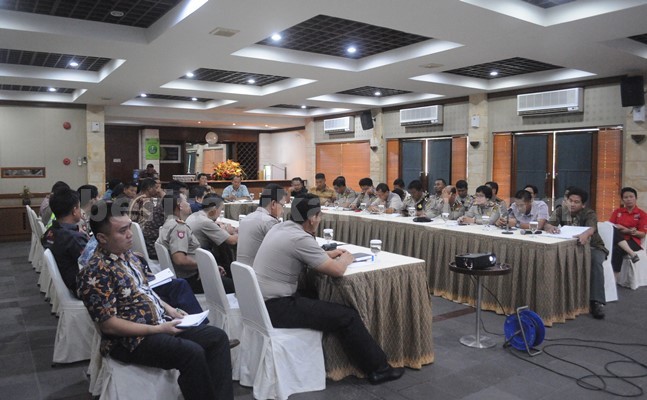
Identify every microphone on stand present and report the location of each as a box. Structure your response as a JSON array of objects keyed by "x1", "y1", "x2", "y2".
[{"x1": 502, "y1": 207, "x2": 514, "y2": 235}]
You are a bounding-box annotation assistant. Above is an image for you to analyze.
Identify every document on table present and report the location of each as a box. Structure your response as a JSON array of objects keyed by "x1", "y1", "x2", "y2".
[
  {"x1": 352, "y1": 252, "x2": 373, "y2": 262},
  {"x1": 148, "y1": 268, "x2": 174, "y2": 289},
  {"x1": 176, "y1": 310, "x2": 210, "y2": 328},
  {"x1": 543, "y1": 225, "x2": 590, "y2": 239}
]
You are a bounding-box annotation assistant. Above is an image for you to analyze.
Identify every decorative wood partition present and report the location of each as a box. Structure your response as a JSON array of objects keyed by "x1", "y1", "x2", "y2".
[{"x1": 315, "y1": 142, "x2": 370, "y2": 190}]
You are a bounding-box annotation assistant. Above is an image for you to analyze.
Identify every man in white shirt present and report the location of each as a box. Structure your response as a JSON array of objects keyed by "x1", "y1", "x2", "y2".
[
  {"x1": 237, "y1": 184, "x2": 285, "y2": 266},
  {"x1": 368, "y1": 183, "x2": 403, "y2": 214},
  {"x1": 498, "y1": 189, "x2": 549, "y2": 230},
  {"x1": 222, "y1": 176, "x2": 250, "y2": 201}
]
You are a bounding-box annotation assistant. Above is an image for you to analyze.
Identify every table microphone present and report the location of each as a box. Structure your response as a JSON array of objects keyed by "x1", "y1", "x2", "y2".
[{"x1": 502, "y1": 207, "x2": 514, "y2": 235}]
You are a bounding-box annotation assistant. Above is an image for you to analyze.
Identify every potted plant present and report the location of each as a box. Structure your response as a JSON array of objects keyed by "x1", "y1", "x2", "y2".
[{"x1": 20, "y1": 185, "x2": 32, "y2": 205}]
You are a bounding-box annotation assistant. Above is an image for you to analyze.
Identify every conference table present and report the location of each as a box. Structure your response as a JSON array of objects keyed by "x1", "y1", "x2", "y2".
[
  {"x1": 317, "y1": 209, "x2": 590, "y2": 327},
  {"x1": 223, "y1": 200, "x2": 258, "y2": 220},
  {"x1": 313, "y1": 238, "x2": 434, "y2": 380}
]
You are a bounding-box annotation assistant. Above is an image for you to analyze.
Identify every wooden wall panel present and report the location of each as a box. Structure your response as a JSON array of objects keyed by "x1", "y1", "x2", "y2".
[
  {"x1": 315, "y1": 142, "x2": 369, "y2": 191},
  {"x1": 386, "y1": 140, "x2": 400, "y2": 186},
  {"x1": 105, "y1": 125, "x2": 140, "y2": 186},
  {"x1": 451, "y1": 136, "x2": 467, "y2": 184},
  {"x1": 595, "y1": 128, "x2": 622, "y2": 221},
  {"x1": 341, "y1": 142, "x2": 370, "y2": 191},
  {"x1": 492, "y1": 133, "x2": 513, "y2": 200}
]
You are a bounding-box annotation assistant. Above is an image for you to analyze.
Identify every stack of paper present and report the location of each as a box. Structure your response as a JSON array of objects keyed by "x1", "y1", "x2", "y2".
[
  {"x1": 148, "y1": 269, "x2": 175, "y2": 289},
  {"x1": 177, "y1": 310, "x2": 210, "y2": 328}
]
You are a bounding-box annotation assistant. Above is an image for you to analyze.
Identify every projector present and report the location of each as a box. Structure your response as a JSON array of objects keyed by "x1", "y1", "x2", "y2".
[{"x1": 455, "y1": 253, "x2": 497, "y2": 270}]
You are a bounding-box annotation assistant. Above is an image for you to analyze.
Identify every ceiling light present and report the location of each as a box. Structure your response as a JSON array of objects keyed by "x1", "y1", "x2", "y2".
[
  {"x1": 232, "y1": 123, "x2": 236, "y2": 126},
  {"x1": 198, "y1": 121, "x2": 202, "y2": 124},
  {"x1": 271, "y1": 33, "x2": 282, "y2": 41},
  {"x1": 185, "y1": 72, "x2": 194, "y2": 78},
  {"x1": 247, "y1": 78, "x2": 256, "y2": 84},
  {"x1": 48, "y1": 87, "x2": 56, "y2": 92},
  {"x1": 191, "y1": 97, "x2": 198, "y2": 101},
  {"x1": 140, "y1": 93, "x2": 147, "y2": 97},
  {"x1": 301, "y1": 105, "x2": 307, "y2": 109},
  {"x1": 265, "y1": 124, "x2": 269, "y2": 127},
  {"x1": 68, "y1": 61, "x2": 79, "y2": 68},
  {"x1": 347, "y1": 46, "x2": 357, "y2": 54},
  {"x1": 374, "y1": 91, "x2": 382, "y2": 96},
  {"x1": 110, "y1": 10, "x2": 124, "y2": 17},
  {"x1": 490, "y1": 70, "x2": 499, "y2": 76}
]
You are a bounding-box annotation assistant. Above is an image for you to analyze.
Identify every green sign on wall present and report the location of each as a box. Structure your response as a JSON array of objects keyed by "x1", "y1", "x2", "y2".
[{"x1": 145, "y1": 138, "x2": 160, "y2": 160}]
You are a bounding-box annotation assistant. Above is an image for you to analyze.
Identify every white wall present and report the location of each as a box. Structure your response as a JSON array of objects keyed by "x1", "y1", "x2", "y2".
[
  {"x1": 259, "y1": 130, "x2": 306, "y2": 179},
  {"x1": 0, "y1": 105, "x2": 88, "y2": 195}
]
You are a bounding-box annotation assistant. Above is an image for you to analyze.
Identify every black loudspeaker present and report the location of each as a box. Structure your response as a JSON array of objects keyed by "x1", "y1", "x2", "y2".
[
  {"x1": 360, "y1": 111, "x2": 374, "y2": 130},
  {"x1": 621, "y1": 76, "x2": 645, "y2": 107}
]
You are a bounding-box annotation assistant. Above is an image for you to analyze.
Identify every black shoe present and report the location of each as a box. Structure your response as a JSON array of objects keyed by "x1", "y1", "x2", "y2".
[
  {"x1": 590, "y1": 301, "x2": 605, "y2": 320},
  {"x1": 229, "y1": 339, "x2": 240, "y2": 349},
  {"x1": 367, "y1": 366, "x2": 405, "y2": 385}
]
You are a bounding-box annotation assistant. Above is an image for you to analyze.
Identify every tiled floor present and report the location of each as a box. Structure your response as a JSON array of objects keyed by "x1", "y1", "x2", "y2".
[{"x1": 2, "y1": 241, "x2": 646, "y2": 399}]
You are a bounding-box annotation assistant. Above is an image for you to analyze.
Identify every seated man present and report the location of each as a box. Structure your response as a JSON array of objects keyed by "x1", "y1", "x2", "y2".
[
  {"x1": 139, "y1": 163, "x2": 159, "y2": 179},
  {"x1": 524, "y1": 184, "x2": 539, "y2": 200},
  {"x1": 350, "y1": 177, "x2": 377, "y2": 209},
  {"x1": 544, "y1": 187, "x2": 608, "y2": 319},
  {"x1": 422, "y1": 178, "x2": 447, "y2": 218},
  {"x1": 332, "y1": 176, "x2": 357, "y2": 208},
  {"x1": 290, "y1": 176, "x2": 308, "y2": 197},
  {"x1": 129, "y1": 178, "x2": 165, "y2": 260},
  {"x1": 113, "y1": 181, "x2": 138, "y2": 206},
  {"x1": 185, "y1": 194, "x2": 236, "y2": 293},
  {"x1": 253, "y1": 193, "x2": 404, "y2": 384},
  {"x1": 222, "y1": 175, "x2": 250, "y2": 201},
  {"x1": 498, "y1": 189, "x2": 548, "y2": 230},
  {"x1": 369, "y1": 183, "x2": 403, "y2": 214},
  {"x1": 189, "y1": 185, "x2": 208, "y2": 213},
  {"x1": 440, "y1": 185, "x2": 464, "y2": 220},
  {"x1": 401, "y1": 180, "x2": 429, "y2": 216},
  {"x1": 102, "y1": 179, "x2": 122, "y2": 201},
  {"x1": 237, "y1": 184, "x2": 285, "y2": 266},
  {"x1": 41, "y1": 187, "x2": 88, "y2": 297},
  {"x1": 308, "y1": 172, "x2": 336, "y2": 205},
  {"x1": 459, "y1": 185, "x2": 501, "y2": 224},
  {"x1": 77, "y1": 200, "x2": 233, "y2": 400},
  {"x1": 40, "y1": 181, "x2": 70, "y2": 225},
  {"x1": 393, "y1": 178, "x2": 411, "y2": 204},
  {"x1": 156, "y1": 193, "x2": 205, "y2": 293},
  {"x1": 197, "y1": 173, "x2": 213, "y2": 194},
  {"x1": 455, "y1": 179, "x2": 473, "y2": 213},
  {"x1": 485, "y1": 181, "x2": 507, "y2": 210},
  {"x1": 77, "y1": 184, "x2": 100, "y2": 236}
]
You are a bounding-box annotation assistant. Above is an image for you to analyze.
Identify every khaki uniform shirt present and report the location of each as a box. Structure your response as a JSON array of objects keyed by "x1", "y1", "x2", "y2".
[
  {"x1": 185, "y1": 210, "x2": 231, "y2": 249},
  {"x1": 157, "y1": 216, "x2": 201, "y2": 279}
]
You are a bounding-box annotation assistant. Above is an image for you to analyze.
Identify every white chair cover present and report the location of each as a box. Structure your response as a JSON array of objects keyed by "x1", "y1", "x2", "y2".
[
  {"x1": 617, "y1": 236, "x2": 647, "y2": 290},
  {"x1": 26, "y1": 205, "x2": 38, "y2": 263},
  {"x1": 597, "y1": 222, "x2": 618, "y2": 302},
  {"x1": 131, "y1": 222, "x2": 161, "y2": 272},
  {"x1": 154, "y1": 241, "x2": 208, "y2": 310},
  {"x1": 154, "y1": 241, "x2": 176, "y2": 275},
  {"x1": 231, "y1": 261, "x2": 325, "y2": 400},
  {"x1": 195, "y1": 248, "x2": 242, "y2": 380},
  {"x1": 87, "y1": 324, "x2": 183, "y2": 399},
  {"x1": 43, "y1": 249, "x2": 94, "y2": 364}
]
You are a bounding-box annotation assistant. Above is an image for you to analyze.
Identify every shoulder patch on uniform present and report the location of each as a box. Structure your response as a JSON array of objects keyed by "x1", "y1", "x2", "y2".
[{"x1": 177, "y1": 230, "x2": 185, "y2": 239}]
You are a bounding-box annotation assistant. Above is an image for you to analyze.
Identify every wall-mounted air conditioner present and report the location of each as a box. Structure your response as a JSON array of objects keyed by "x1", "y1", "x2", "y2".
[
  {"x1": 400, "y1": 105, "x2": 443, "y2": 126},
  {"x1": 323, "y1": 116, "x2": 354, "y2": 133},
  {"x1": 517, "y1": 88, "x2": 583, "y2": 116}
]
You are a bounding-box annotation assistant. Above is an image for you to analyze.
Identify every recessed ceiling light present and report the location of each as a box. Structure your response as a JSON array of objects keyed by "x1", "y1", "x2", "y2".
[
  {"x1": 48, "y1": 87, "x2": 56, "y2": 92},
  {"x1": 198, "y1": 121, "x2": 202, "y2": 124},
  {"x1": 191, "y1": 97, "x2": 198, "y2": 101},
  {"x1": 301, "y1": 105, "x2": 307, "y2": 109},
  {"x1": 347, "y1": 46, "x2": 357, "y2": 54},
  {"x1": 247, "y1": 78, "x2": 256, "y2": 84},
  {"x1": 265, "y1": 124, "x2": 269, "y2": 127},
  {"x1": 68, "y1": 61, "x2": 79, "y2": 67},
  {"x1": 374, "y1": 91, "x2": 382, "y2": 96},
  {"x1": 490, "y1": 70, "x2": 499, "y2": 76},
  {"x1": 140, "y1": 93, "x2": 147, "y2": 97},
  {"x1": 232, "y1": 123, "x2": 236, "y2": 126},
  {"x1": 110, "y1": 10, "x2": 124, "y2": 17},
  {"x1": 186, "y1": 72, "x2": 194, "y2": 78},
  {"x1": 271, "y1": 33, "x2": 282, "y2": 41}
]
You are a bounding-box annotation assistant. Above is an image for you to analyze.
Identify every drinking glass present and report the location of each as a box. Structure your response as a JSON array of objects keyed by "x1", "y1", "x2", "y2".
[
  {"x1": 360, "y1": 202, "x2": 367, "y2": 212},
  {"x1": 219, "y1": 209, "x2": 225, "y2": 222},
  {"x1": 408, "y1": 207, "x2": 416, "y2": 217},
  {"x1": 250, "y1": 193, "x2": 254, "y2": 201},
  {"x1": 529, "y1": 220, "x2": 539, "y2": 238},
  {"x1": 370, "y1": 239, "x2": 382, "y2": 259},
  {"x1": 378, "y1": 204, "x2": 385, "y2": 215},
  {"x1": 482, "y1": 215, "x2": 491, "y2": 230},
  {"x1": 323, "y1": 228, "x2": 334, "y2": 244},
  {"x1": 442, "y1": 212, "x2": 449, "y2": 223}
]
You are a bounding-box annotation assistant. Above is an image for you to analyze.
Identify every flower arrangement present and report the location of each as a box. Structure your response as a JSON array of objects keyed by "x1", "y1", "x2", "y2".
[
  {"x1": 20, "y1": 185, "x2": 32, "y2": 205},
  {"x1": 212, "y1": 159, "x2": 246, "y2": 180}
]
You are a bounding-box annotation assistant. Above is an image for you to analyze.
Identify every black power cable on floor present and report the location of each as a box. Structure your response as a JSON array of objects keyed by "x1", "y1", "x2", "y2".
[{"x1": 466, "y1": 277, "x2": 647, "y2": 398}]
